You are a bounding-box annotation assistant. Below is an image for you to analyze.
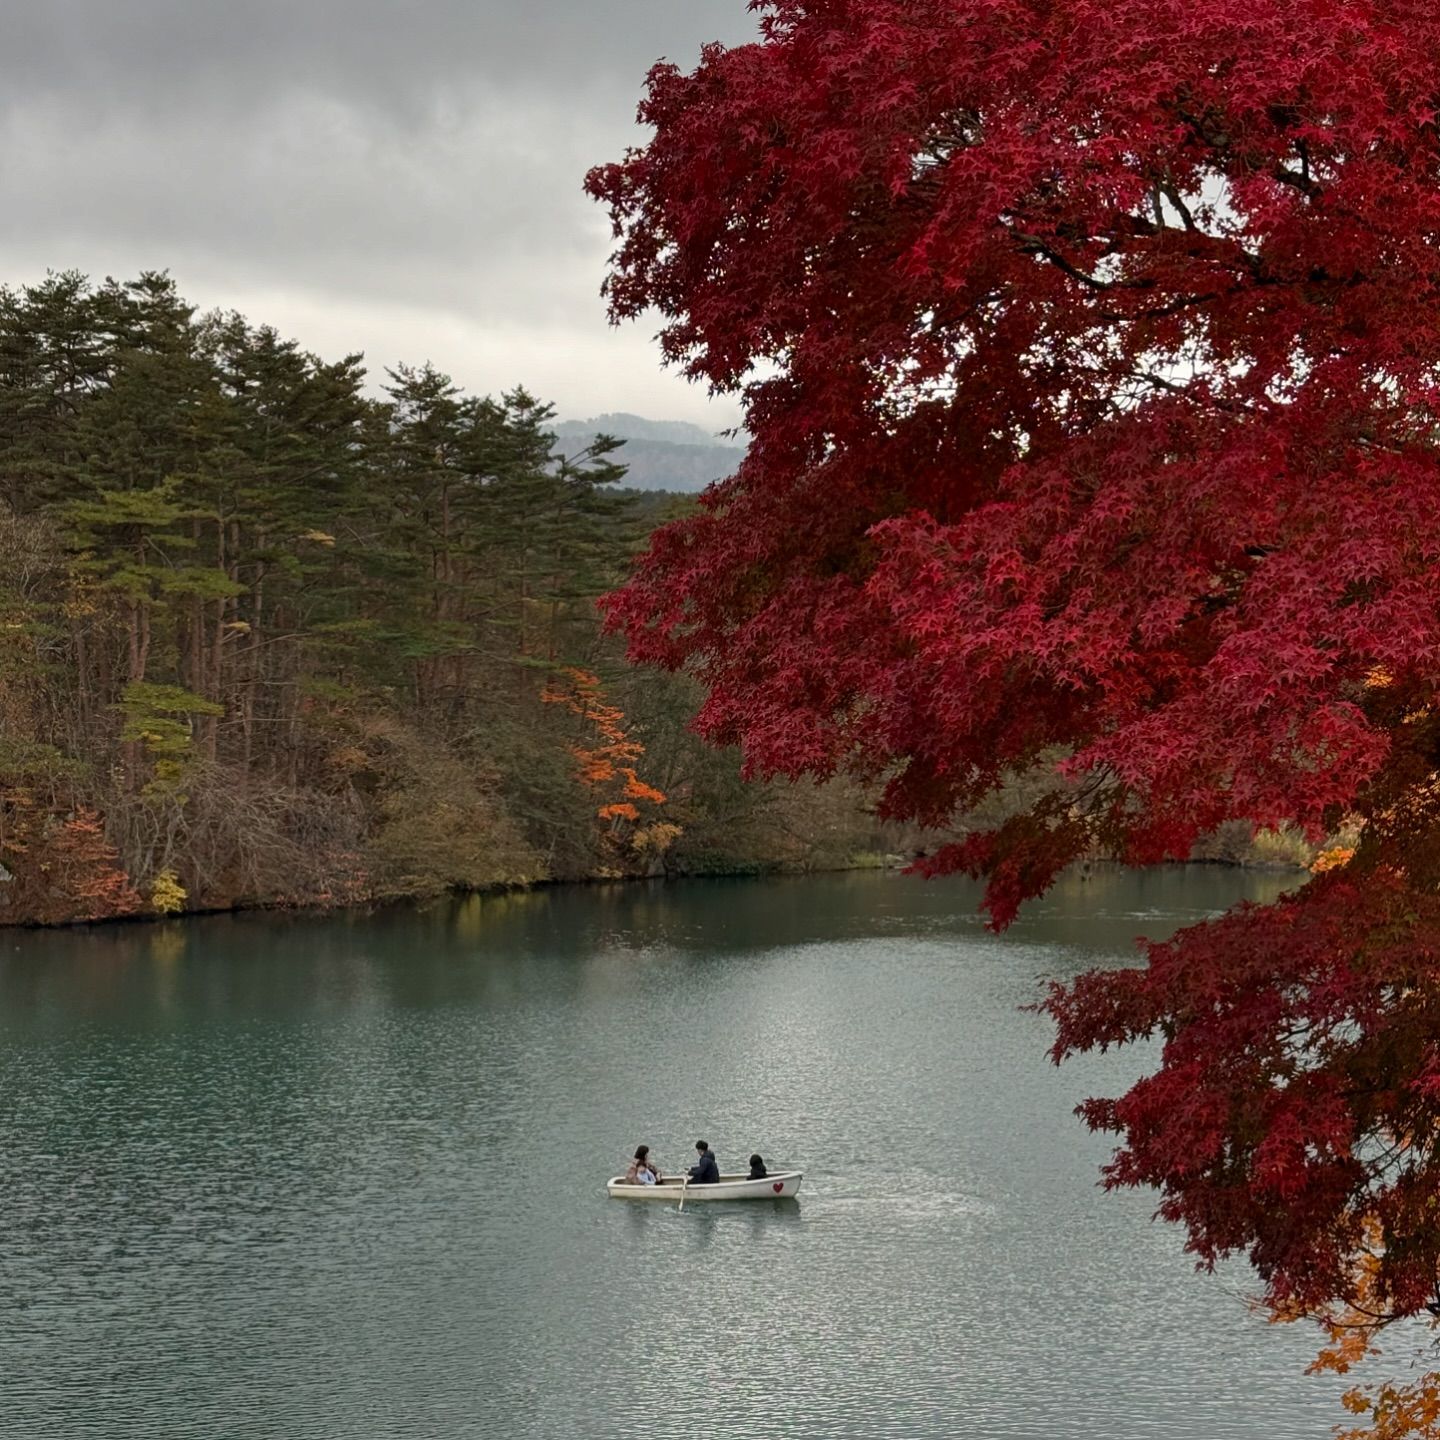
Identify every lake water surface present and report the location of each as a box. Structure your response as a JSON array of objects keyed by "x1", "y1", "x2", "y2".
[{"x1": 0, "y1": 867, "x2": 1349, "y2": 1438}]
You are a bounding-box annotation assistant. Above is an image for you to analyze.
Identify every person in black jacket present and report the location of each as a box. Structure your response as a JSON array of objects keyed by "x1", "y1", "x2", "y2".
[{"x1": 689, "y1": 1140, "x2": 720, "y2": 1184}]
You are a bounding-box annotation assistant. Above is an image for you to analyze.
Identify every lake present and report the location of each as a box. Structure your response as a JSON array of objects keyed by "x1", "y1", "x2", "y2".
[{"x1": 0, "y1": 866, "x2": 1349, "y2": 1438}]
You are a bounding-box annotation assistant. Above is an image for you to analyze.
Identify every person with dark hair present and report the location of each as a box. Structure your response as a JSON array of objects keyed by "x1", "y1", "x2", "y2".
[
  {"x1": 688, "y1": 1140, "x2": 720, "y2": 1184},
  {"x1": 748, "y1": 1153, "x2": 768, "y2": 1180},
  {"x1": 625, "y1": 1144, "x2": 661, "y2": 1185}
]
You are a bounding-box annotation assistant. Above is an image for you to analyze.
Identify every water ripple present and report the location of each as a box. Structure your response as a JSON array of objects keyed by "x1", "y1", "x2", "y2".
[{"x1": 0, "y1": 870, "x2": 1342, "y2": 1438}]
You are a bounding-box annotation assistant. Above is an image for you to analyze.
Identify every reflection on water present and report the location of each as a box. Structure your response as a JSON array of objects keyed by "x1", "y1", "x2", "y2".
[{"x1": 0, "y1": 867, "x2": 1336, "y2": 1439}]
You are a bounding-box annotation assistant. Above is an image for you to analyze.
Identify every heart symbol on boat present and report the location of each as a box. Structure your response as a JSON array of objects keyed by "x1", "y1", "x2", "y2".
[{"x1": 772, "y1": 1182, "x2": 784, "y2": 1193}]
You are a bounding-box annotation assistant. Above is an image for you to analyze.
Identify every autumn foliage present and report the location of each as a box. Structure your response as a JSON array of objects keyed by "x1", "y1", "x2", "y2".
[
  {"x1": 589, "y1": 0, "x2": 1440, "y2": 1391},
  {"x1": 1300, "y1": 1218, "x2": 1440, "y2": 1439},
  {"x1": 1, "y1": 796, "x2": 140, "y2": 924},
  {"x1": 542, "y1": 667, "x2": 668, "y2": 827}
]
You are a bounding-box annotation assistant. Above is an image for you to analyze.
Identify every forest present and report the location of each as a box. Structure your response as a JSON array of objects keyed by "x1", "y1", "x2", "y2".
[{"x1": 0, "y1": 271, "x2": 886, "y2": 925}]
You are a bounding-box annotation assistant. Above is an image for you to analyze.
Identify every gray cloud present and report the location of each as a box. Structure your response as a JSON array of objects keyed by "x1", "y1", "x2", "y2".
[
  {"x1": 0, "y1": 0, "x2": 759, "y2": 430},
  {"x1": 1, "y1": 0, "x2": 752, "y2": 116}
]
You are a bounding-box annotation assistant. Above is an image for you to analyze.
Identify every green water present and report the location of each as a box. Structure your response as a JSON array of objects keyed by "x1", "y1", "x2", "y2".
[{"x1": 0, "y1": 866, "x2": 1346, "y2": 1438}]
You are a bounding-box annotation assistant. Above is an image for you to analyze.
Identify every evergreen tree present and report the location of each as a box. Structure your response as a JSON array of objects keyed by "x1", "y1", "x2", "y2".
[{"x1": 0, "y1": 269, "x2": 882, "y2": 922}]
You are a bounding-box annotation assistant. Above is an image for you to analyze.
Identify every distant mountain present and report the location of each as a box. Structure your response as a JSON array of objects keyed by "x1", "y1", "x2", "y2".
[{"x1": 552, "y1": 412, "x2": 746, "y2": 493}]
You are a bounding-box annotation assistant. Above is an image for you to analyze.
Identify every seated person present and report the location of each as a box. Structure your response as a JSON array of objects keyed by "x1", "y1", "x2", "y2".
[
  {"x1": 748, "y1": 1153, "x2": 768, "y2": 1180},
  {"x1": 625, "y1": 1145, "x2": 662, "y2": 1185},
  {"x1": 688, "y1": 1139, "x2": 720, "y2": 1184}
]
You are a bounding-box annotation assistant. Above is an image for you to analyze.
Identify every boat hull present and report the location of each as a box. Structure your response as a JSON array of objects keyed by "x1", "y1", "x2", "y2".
[{"x1": 606, "y1": 1171, "x2": 802, "y2": 1201}]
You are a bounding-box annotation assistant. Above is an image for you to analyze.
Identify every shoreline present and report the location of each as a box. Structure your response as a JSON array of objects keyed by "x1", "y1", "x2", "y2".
[{"x1": 1, "y1": 851, "x2": 1313, "y2": 934}]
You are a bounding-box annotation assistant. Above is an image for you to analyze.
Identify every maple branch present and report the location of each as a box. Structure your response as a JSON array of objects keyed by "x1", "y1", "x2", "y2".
[
  {"x1": 1041, "y1": 217, "x2": 1278, "y2": 322},
  {"x1": 1096, "y1": 288, "x2": 1226, "y2": 324},
  {"x1": 1131, "y1": 368, "x2": 1200, "y2": 399},
  {"x1": 1169, "y1": 99, "x2": 1325, "y2": 201},
  {"x1": 1170, "y1": 99, "x2": 1233, "y2": 152},
  {"x1": 1129, "y1": 368, "x2": 1254, "y2": 415},
  {"x1": 918, "y1": 109, "x2": 984, "y2": 162},
  {"x1": 1006, "y1": 227, "x2": 1118, "y2": 290},
  {"x1": 1273, "y1": 163, "x2": 1324, "y2": 201},
  {"x1": 1157, "y1": 179, "x2": 1199, "y2": 231}
]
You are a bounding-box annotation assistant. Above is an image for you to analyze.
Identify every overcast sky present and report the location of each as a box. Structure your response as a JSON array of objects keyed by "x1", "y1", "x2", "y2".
[{"x1": 0, "y1": 1, "x2": 760, "y2": 431}]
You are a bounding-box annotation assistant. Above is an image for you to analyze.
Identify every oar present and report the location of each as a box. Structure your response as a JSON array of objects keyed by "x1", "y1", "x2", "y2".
[{"x1": 677, "y1": 1174, "x2": 690, "y2": 1213}]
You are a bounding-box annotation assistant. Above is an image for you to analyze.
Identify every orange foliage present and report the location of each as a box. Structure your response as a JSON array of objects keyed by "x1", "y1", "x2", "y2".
[
  {"x1": 1, "y1": 797, "x2": 141, "y2": 923},
  {"x1": 1277, "y1": 1218, "x2": 1440, "y2": 1439},
  {"x1": 1332, "y1": 1376, "x2": 1440, "y2": 1439},
  {"x1": 51, "y1": 807, "x2": 143, "y2": 921},
  {"x1": 1313, "y1": 845, "x2": 1358, "y2": 874},
  {"x1": 541, "y1": 668, "x2": 667, "y2": 825}
]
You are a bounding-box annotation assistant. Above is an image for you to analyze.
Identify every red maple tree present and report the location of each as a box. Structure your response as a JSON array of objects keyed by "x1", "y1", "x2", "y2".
[{"x1": 589, "y1": 0, "x2": 1440, "y2": 1344}]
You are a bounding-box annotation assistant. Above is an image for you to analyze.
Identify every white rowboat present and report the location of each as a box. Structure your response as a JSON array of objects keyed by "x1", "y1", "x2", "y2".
[{"x1": 606, "y1": 1171, "x2": 802, "y2": 1202}]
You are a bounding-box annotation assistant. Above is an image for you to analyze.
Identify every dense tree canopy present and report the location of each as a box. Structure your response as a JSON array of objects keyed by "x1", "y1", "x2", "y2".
[
  {"x1": 0, "y1": 272, "x2": 886, "y2": 923},
  {"x1": 589, "y1": 0, "x2": 1440, "y2": 1352}
]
